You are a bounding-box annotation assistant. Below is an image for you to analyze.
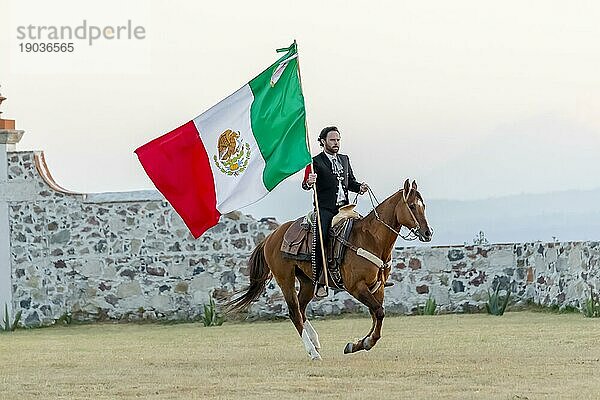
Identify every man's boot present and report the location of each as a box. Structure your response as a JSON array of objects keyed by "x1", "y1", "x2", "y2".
[
  {"x1": 314, "y1": 270, "x2": 328, "y2": 298},
  {"x1": 314, "y1": 283, "x2": 328, "y2": 298},
  {"x1": 313, "y1": 257, "x2": 328, "y2": 298}
]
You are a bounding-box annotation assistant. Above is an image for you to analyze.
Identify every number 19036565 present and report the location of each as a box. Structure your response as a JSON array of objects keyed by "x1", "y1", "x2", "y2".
[{"x1": 19, "y1": 42, "x2": 74, "y2": 52}]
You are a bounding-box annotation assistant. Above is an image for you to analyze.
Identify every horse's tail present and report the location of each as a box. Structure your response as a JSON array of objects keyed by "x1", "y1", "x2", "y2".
[{"x1": 226, "y1": 240, "x2": 272, "y2": 312}]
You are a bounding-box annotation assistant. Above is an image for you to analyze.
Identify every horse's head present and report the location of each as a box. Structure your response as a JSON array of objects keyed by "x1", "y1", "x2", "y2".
[{"x1": 395, "y1": 179, "x2": 433, "y2": 242}]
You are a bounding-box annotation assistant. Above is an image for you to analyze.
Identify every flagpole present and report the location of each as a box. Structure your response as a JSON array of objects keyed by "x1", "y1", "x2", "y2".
[{"x1": 294, "y1": 40, "x2": 330, "y2": 295}]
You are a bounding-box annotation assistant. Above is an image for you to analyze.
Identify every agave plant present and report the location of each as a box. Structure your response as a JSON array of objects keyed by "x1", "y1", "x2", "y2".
[
  {"x1": 202, "y1": 296, "x2": 225, "y2": 327},
  {"x1": 582, "y1": 292, "x2": 600, "y2": 318},
  {"x1": 418, "y1": 296, "x2": 437, "y2": 315},
  {"x1": 486, "y1": 284, "x2": 511, "y2": 316},
  {"x1": 1, "y1": 304, "x2": 22, "y2": 332}
]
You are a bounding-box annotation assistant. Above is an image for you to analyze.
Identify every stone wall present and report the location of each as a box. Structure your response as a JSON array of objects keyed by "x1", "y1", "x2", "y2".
[
  {"x1": 387, "y1": 241, "x2": 599, "y2": 314},
  {"x1": 6, "y1": 151, "x2": 277, "y2": 326},
  {"x1": 3, "y1": 149, "x2": 600, "y2": 327}
]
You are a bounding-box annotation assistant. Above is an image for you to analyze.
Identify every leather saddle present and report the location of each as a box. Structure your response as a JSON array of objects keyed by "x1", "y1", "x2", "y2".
[
  {"x1": 281, "y1": 205, "x2": 360, "y2": 289},
  {"x1": 280, "y1": 216, "x2": 313, "y2": 261}
]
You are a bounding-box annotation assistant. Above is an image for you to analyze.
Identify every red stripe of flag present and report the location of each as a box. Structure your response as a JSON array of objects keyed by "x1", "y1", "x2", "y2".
[{"x1": 135, "y1": 121, "x2": 220, "y2": 238}]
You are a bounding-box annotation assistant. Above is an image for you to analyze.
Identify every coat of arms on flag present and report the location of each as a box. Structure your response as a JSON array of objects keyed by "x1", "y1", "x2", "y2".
[{"x1": 213, "y1": 129, "x2": 251, "y2": 176}]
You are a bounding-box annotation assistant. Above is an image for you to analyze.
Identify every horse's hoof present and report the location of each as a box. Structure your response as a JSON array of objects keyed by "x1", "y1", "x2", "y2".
[
  {"x1": 343, "y1": 342, "x2": 353, "y2": 354},
  {"x1": 310, "y1": 353, "x2": 322, "y2": 361}
]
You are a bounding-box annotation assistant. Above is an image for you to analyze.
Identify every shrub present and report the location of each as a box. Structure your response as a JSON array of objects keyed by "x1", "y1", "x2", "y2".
[
  {"x1": 486, "y1": 285, "x2": 511, "y2": 316},
  {"x1": 56, "y1": 312, "x2": 73, "y2": 325}
]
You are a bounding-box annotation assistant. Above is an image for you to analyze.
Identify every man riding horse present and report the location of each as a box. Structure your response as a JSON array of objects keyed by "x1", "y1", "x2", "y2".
[
  {"x1": 228, "y1": 126, "x2": 433, "y2": 360},
  {"x1": 302, "y1": 126, "x2": 369, "y2": 298}
]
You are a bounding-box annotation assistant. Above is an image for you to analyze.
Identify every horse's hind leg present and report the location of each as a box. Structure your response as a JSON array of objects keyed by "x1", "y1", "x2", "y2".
[
  {"x1": 344, "y1": 282, "x2": 385, "y2": 354},
  {"x1": 297, "y1": 269, "x2": 321, "y2": 351},
  {"x1": 272, "y1": 265, "x2": 321, "y2": 360}
]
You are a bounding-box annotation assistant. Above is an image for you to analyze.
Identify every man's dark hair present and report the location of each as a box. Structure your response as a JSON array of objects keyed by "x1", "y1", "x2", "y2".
[{"x1": 318, "y1": 126, "x2": 340, "y2": 146}]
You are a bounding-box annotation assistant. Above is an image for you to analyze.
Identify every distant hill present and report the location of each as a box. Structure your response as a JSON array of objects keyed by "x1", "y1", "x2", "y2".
[
  {"x1": 425, "y1": 189, "x2": 600, "y2": 246},
  {"x1": 419, "y1": 115, "x2": 600, "y2": 200},
  {"x1": 242, "y1": 179, "x2": 600, "y2": 246}
]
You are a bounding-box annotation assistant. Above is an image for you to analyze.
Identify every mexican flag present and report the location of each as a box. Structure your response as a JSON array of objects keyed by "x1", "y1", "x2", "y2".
[{"x1": 135, "y1": 43, "x2": 311, "y2": 238}]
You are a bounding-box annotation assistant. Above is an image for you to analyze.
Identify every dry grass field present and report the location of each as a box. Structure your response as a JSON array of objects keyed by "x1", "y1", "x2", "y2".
[{"x1": 1, "y1": 311, "x2": 600, "y2": 399}]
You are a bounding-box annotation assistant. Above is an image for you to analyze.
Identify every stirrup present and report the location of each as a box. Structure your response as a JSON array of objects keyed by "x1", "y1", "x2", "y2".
[{"x1": 314, "y1": 284, "x2": 328, "y2": 298}]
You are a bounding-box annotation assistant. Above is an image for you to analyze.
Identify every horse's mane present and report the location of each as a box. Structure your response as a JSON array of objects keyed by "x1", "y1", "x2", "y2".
[{"x1": 356, "y1": 190, "x2": 403, "y2": 227}]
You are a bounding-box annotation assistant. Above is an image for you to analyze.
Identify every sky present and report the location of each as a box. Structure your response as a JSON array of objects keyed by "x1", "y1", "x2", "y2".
[{"x1": 2, "y1": 0, "x2": 600, "y2": 228}]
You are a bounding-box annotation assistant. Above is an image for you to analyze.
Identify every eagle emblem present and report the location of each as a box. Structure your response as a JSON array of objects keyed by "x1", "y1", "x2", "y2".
[{"x1": 213, "y1": 129, "x2": 251, "y2": 176}]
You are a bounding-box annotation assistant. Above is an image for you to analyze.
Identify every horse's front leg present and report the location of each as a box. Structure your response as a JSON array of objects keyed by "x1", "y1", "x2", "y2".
[
  {"x1": 366, "y1": 309, "x2": 377, "y2": 338},
  {"x1": 350, "y1": 309, "x2": 376, "y2": 351},
  {"x1": 344, "y1": 283, "x2": 385, "y2": 354}
]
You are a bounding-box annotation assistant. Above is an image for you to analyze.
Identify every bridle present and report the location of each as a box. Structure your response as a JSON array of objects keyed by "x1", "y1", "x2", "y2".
[
  {"x1": 363, "y1": 187, "x2": 422, "y2": 241},
  {"x1": 335, "y1": 187, "x2": 429, "y2": 285}
]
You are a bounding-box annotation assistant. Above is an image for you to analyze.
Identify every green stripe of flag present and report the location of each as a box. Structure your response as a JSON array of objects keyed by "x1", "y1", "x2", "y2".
[{"x1": 248, "y1": 43, "x2": 311, "y2": 191}]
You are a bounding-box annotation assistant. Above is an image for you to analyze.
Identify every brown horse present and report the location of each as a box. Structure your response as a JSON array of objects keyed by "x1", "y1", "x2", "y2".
[{"x1": 227, "y1": 179, "x2": 432, "y2": 360}]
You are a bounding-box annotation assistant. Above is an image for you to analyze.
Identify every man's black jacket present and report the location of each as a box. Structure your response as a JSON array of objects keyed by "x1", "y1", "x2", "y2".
[{"x1": 302, "y1": 152, "x2": 362, "y2": 211}]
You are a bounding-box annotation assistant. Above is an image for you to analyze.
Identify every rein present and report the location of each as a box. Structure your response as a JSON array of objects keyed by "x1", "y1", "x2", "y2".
[{"x1": 364, "y1": 187, "x2": 420, "y2": 241}]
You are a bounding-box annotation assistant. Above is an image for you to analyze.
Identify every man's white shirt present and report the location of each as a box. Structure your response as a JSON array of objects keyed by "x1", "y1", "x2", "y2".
[{"x1": 324, "y1": 152, "x2": 346, "y2": 204}]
